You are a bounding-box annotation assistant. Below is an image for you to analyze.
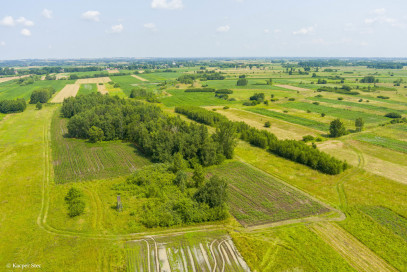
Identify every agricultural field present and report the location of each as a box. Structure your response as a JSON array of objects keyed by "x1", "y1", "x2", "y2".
[
  {"x1": 51, "y1": 111, "x2": 151, "y2": 183},
  {"x1": 2, "y1": 57, "x2": 407, "y2": 272},
  {"x1": 209, "y1": 161, "x2": 332, "y2": 227}
]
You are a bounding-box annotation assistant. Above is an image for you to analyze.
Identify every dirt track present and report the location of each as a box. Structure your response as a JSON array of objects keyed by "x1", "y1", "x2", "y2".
[
  {"x1": 51, "y1": 84, "x2": 80, "y2": 103},
  {"x1": 0, "y1": 75, "x2": 29, "y2": 83}
]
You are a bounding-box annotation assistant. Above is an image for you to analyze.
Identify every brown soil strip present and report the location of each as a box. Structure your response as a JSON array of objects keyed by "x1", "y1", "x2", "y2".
[
  {"x1": 0, "y1": 75, "x2": 29, "y2": 83},
  {"x1": 51, "y1": 84, "x2": 80, "y2": 103},
  {"x1": 131, "y1": 74, "x2": 148, "y2": 82},
  {"x1": 76, "y1": 77, "x2": 111, "y2": 84},
  {"x1": 312, "y1": 222, "x2": 397, "y2": 272},
  {"x1": 107, "y1": 70, "x2": 119, "y2": 74},
  {"x1": 276, "y1": 84, "x2": 312, "y2": 92}
]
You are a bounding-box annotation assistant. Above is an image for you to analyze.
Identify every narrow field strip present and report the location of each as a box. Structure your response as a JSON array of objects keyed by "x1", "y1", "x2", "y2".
[
  {"x1": 132, "y1": 74, "x2": 149, "y2": 82},
  {"x1": 312, "y1": 223, "x2": 397, "y2": 272},
  {"x1": 51, "y1": 84, "x2": 80, "y2": 103}
]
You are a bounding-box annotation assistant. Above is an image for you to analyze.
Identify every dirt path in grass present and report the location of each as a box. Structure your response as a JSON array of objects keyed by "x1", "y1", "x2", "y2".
[
  {"x1": 312, "y1": 222, "x2": 397, "y2": 272},
  {"x1": 132, "y1": 74, "x2": 148, "y2": 82},
  {"x1": 51, "y1": 84, "x2": 80, "y2": 103}
]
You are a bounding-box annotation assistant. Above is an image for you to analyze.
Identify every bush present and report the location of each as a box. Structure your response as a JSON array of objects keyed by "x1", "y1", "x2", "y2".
[
  {"x1": 377, "y1": 96, "x2": 390, "y2": 99},
  {"x1": 237, "y1": 78, "x2": 248, "y2": 86},
  {"x1": 302, "y1": 135, "x2": 315, "y2": 142},
  {"x1": 385, "y1": 112, "x2": 402, "y2": 119},
  {"x1": 30, "y1": 87, "x2": 55, "y2": 104},
  {"x1": 65, "y1": 187, "x2": 85, "y2": 217},
  {"x1": 329, "y1": 119, "x2": 347, "y2": 137},
  {"x1": 321, "y1": 113, "x2": 326, "y2": 117},
  {"x1": 338, "y1": 97, "x2": 344, "y2": 100},
  {"x1": 264, "y1": 121, "x2": 271, "y2": 128},
  {"x1": 36, "y1": 102, "x2": 43, "y2": 110},
  {"x1": 0, "y1": 98, "x2": 26, "y2": 113},
  {"x1": 313, "y1": 102, "x2": 320, "y2": 105},
  {"x1": 223, "y1": 106, "x2": 230, "y2": 110},
  {"x1": 288, "y1": 98, "x2": 295, "y2": 101},
  {"x1": 88, "y1": 126, "x2": 104, "y2": 142}
]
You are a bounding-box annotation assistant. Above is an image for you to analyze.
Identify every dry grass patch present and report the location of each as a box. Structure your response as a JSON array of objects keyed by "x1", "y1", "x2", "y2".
[
  {"x1": 97, "y1": 83, "x2": 108, "y2": 95},
  {"x1": 0, "y1": 75, "x2": 29, "y2": 83},
  {"x1": 51, "y1": 84, "x2": 80, "y2": 103},
  {"x1": 76, "y1": 77, "x2": 111, "y2": 84},
  {"x1": 131, "y1": 74, "x2": 148, "y2": 82}
]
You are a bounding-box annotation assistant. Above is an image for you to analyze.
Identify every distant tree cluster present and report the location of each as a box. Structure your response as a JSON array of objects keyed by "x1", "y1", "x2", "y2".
[
  {"x1": 360, "y1": 76, "x2": 378, "y2": 83},
  {"x1": 237, "y1": 75, "x2": 248, "y2": 86},
  {"x1": 113, "y1": 163, "x2": 228, "y2": 228},
  {"x1": 184, "y1": 88, "x2": 215, "y2": 93},
  {"x1": 129, "y1": 87, "x2": 155, "y2": 99},
  {"x1": 317, "y1": 86, "x2": 359, "y2": 95},
  {"x1": 30, "y1": 87, "x2": 55, "y2": 104},
  {"x1": 62, "y1": 93, "x2": 235, "y2": 166},
  {"x1": 175, "y1": 106, "x2": 349, "y2": 175},
  {"x1": 0, "y1": 67, "x2": 16, "y2": 75},
  {"x1": 0, "y1": 98, "x2": 27, "y2": 113},
  {"x1": 177, "y1": 72, "x2": 225, "y2": 84},
  {"x1": 385, "y1": 112, "x2": 402, "y2": 119}
]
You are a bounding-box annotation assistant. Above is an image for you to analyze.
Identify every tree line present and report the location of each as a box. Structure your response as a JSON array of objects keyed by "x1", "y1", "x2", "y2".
[
  {"x1": 61, "y1": 93, "x2": 236, "y2": 167},
  {"x1": 175, "y1": 106, "x2": 349, "y2": 175},
  {"x1": 0, "y1": 98, "x2": 27, "y2": 113}
]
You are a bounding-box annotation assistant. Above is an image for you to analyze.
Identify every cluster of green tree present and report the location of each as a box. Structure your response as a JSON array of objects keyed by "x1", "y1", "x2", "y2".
[
  {"x1": 237, "y1": 75, "x2": 248, "y2": 86},
  {"x1": 129, "y1": 87, "x2": 155, "y2": 99},
  {"x1": 62, "y1": 93, "x2": 235, "y2": 166},
  {"x1": 177, "y1": 72, "x2": 225, "y2": 84},
  {"x1": 68, "y1": 72, "x2": 129, "y2": 81},
  {"x1": 317, "y1": 86, "x2": 359, "y2": 95},
  {"x1": 113, "y1": 163, "x2": 228, "y2": 228},
  {"x1": 377, "y1": 95, "x2": 390, "y2": 99},
  {"x1": 360, "y1": 76, "x2": 378, "y2": 83},
  {"x1": 23, "y1": 66, "x2": 104, "y2": 75},
  {"x1": 365, "y1": 62, "x2": 405, "y2": 69},
  {"x1": 0, "y1": 67, "x2": 16, "y2": 75},
  {"x1": 184, "y1": 88, "x2": 215, "y2": 93},
  {"x1": 0, "y1": 98, "x2": 27, "y2": 113},
  {"x1": 215, "y1": 89, "x2": 233, "y2": 94},
  {"x1": 329, "y1": 119, "x2": 348, "y2": 137},
  {"x1": 298, "y1": 59, "x2": 350, "y2": 67},
  {"x1": 175, "y1": 106, "x2": 349, "y2": 175},
  {"x1": 317, "y1": 79, "x2": 327, "y2": 84},
  {"x1": 17, "y1": 76, "x2": 36, "y2": 86},
  {"x1": 249, "y1": 93, "x2": 265, "y2": 104},
  {"x1": 45, "y1": 74, "x2": 56, "y2": 80},
  {"x1": 298, "y1": 60, "x2": 406, "y2": 69},
  {"x1": 64, "y1": 187, "x2": 85, "y2": 217},
  {"x1": 30, "y1": 87, "x2": 55, "y2": 104}
]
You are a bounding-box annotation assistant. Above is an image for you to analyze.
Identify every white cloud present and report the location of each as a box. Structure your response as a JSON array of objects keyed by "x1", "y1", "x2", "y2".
[
  {"x1": 274, "y1": 29, "x2": 282, "y2": 33},
  {"x1": 0, "y1": 16, "x2": 15, "y2": 27},
  {"x1": 293, "y1": 26, "x2": 314, "y2": 35},
  {"x1": 144, "y1": 23, "x2": 157, "y2": 31},
  {"x1": 151, "y1": 0, "x2": 183, "y2": 10},
  {"x1": 42, "y1": 9, "x2": 53, "y2": 19},
  {"x1": 0, "y1": 41, "x2": 5, "y2": 46},
  {"x1": 216, "y1": 25, "x2": 230, "y2": 32},
  {"x1": 264, "y1": 29, "x2": 270, "y2": 33},
  {"x1": 21, "y1": 28, "x2": 31, "y2": 36},
  {"x1": 82, "y1": 11, "x2": 101, "y2": 22},
  {"x1": 109, "y1": 24, "x2": 124, "y2": 33},
  {"x1": 16, "y1": 17, "x2": 34, "y2": 27}
]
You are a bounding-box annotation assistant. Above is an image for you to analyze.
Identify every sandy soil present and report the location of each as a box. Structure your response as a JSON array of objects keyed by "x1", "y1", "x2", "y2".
[
  {"x1": 0, "y1": 75, "x2": 29, "y2": 83},
  {"x1": 76, "y1": 77, "x2": 111, "y2": 84},
  {"x1": 276, "y1": 84, "x2": 312, "y2": 92},
  {"x1": 56, "y1": 74, "x2": 68, "y2": 80},
  {"x1": 97, "y1": 84, "x2": 108, "y2": 95},
  {"x1": 131, "y1": 74, "x2": 148, "y2": 82},
  {"x1": 51, "y1": 84, "x2": 80, "y2": 103},
  {"x1": 107, "y1": 70, "x2": 119, "y2": 74}
]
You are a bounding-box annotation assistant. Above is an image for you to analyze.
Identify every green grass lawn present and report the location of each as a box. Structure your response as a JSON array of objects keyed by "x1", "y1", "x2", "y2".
[{"x1": 160, "y1": 89, "x2": 238, "y2": 107}]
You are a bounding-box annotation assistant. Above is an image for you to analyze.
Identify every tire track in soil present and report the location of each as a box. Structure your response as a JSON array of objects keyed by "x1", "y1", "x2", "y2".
[{"x1": 312, "y1": 222, "x2": 397, "y2": 272}]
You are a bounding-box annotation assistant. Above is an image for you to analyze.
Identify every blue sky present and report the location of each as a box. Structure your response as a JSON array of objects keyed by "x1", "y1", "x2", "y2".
[{"x1": 0, "y1": 0, "x2": 406, "y2": 59}]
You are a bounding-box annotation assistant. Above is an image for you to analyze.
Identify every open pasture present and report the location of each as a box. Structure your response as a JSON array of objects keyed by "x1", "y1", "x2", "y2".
[
  {"x1": 160, "y1": 89, "x2": 237, "y2": 107},
  {"x1": 51, "y1": 112, "x2": 151, "y2": 183},
  {"x1": 209, "y1": 161, "x2": 330, "y2": 227},
  {"x1": 355, "y1": 133, "x2": 407, "y2": 153}
]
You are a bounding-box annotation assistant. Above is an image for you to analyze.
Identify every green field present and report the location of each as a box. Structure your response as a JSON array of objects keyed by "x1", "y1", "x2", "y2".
[
  {"x1": 160, "y1": 89, "x2": 238, "y2": 107},
  {"x1": 0, "y1": 79, "x2": 74, "y2": 100},
  {"x1": 355, "y1": 133, "x2": 407, "y2": 153},
  {"x1": 246, "y1": 107, "x2": 330, "y2": 131},
  {"x1": 209, "y1": 161, "x2": 330, "y2": 226},
  {"x1": 77, "y1": 83, "x2": 97, "y2": 95},
  {"x1": 282, "y1": 102, "x2": 389, "y2": 124},
  {"x1": 51, "y1": 110, "x2": 151, "y2": 183}
]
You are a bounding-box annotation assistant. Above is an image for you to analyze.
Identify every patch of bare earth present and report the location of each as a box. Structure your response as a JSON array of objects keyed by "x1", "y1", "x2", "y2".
[
  {"x1": 275, "y1": 84, "x2": 312, "y2": 92},
  {"x1": 76, "y1": 77, "x2": 111, "y2": 84},
  {"x1": 0, "y1": 75, "x2": 29, "y2": 83},
  {"x1": 51, "y1": 84, "x2": 80, "y2": 103},
  {"x1": 312, "y1": 223, "x2": 397, "y2": 272},
  {"x1": 97, "y1": 84, "x2": 108, "y2": 95},
  {"x1": 107, "y1": 70, "x2": 119, "y2": 74},
  {"x1": 131, "y1": 74, "x2": 148, "y2": 82}
]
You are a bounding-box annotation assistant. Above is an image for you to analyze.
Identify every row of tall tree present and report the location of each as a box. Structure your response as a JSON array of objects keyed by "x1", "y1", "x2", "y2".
[
  {"x1": 0, "y1": 98, "x2": 27, "y2": 113},
  {"x1": 175, "y1": 106, "x2": 349, "y2": 175}
]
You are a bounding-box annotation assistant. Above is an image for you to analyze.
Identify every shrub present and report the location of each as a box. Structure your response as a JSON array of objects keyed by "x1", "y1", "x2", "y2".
[
  {"x1": 321, "y1": 113, "x2": 326, "y2": 117},
  {"x1": 36, "y1": 102, "x2": 42, "y2": 110},
  {"x1": 88, "y1": 126, "x2": 104, "y2": 143},
  {"x1": 0, "y1": 98, "x2": 26, "y2": 113},
  {"x1": 313, "y1": 102, "x2": 320, "y2": 105},
  {"x1": 223, "y1": 106, "x2": 230, "y2": 110},
  {"x1": 302, "y1": 135, "x2": 315, "y2": 142},
  {"x1": 65, "y1": 187, "x2": 85, "y2": 217},
  {"x1": 288, "y1": 98, "x2": 295, "y2": 101},
  {"x1": 264, "y1": 121, "x2": 271, "y2": 128},
  {"x1": 385, "y1": 112, "x2": 402, "y2": 119},
  {"x1": 338, "y1": 97, "x2": 344, "y2": 100},
  {"x1": 237, "y1": 78, "x2": 248, "y2": 86},
  {"x1": 329, "y1": 119, "x2": 347, "y2": 137}
]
